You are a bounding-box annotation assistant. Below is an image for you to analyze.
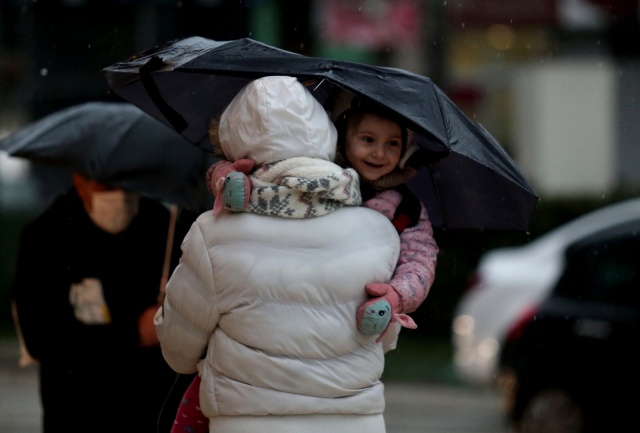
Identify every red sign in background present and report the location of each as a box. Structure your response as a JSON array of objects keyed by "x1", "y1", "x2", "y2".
[
  {"x1": 321, "y1": 0, "x2": 423, "y2": 49},
  {"x1": 446, "y1": 0, "x2": 558, "y2": 26}
]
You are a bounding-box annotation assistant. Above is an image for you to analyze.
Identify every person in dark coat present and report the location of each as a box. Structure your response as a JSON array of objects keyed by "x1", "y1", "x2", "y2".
[{"x1": 12, "y1": 173, "x2": 188, "y2": 433}]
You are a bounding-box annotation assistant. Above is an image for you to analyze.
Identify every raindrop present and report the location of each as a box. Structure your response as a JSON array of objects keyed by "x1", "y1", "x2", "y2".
[{"x1": 40, "y1": 68, "x2": 48, "y2": 77}]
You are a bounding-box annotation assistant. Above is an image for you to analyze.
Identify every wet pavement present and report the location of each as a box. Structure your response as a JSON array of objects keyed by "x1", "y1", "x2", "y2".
[
  {"x1": 0, "y1": 339, "x2": 39, "y2": 433},
  {"x1": 0, "y1": 338, "x2": 510, "y2": 433}
]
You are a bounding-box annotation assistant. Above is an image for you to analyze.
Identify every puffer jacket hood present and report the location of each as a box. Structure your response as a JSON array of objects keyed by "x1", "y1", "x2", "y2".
[{"x1": 218, "y1": 76, "x2": 337, "y2": 165}]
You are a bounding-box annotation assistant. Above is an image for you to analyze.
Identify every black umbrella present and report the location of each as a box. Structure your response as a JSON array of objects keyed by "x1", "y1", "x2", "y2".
[
  {"x1": 102, "y1": 36, "x2": 537, "y2": 231},
  {"x1": 0, "y1": 101, "x2": 216, "y2": 213}
]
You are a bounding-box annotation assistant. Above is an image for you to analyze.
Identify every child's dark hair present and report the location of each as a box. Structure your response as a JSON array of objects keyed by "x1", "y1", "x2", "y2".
[{"x1": 334, "y1": 96, "x2": 408, "y2": 157}]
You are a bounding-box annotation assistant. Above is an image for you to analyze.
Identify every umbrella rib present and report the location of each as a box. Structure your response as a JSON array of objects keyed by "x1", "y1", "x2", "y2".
[{"x1": 140, "y1": 56, "x2": 188, "y2": 132}]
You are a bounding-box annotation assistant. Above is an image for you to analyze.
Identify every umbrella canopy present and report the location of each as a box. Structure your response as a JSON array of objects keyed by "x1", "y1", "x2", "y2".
[
  {"x1": 102, "y1": 36, "x2": 538, "y2": 231},
  {"x1": 0, "y1": 101, "x2": 216, "y2": 213}
]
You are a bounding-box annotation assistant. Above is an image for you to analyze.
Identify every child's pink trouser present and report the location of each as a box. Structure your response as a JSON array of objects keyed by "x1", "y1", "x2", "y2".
[{"x1": 171, "y1": 375, "x2": 209, "y2": 433}]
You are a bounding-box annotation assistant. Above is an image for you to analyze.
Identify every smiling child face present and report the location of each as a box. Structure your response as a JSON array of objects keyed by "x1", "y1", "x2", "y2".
[{"x1": 344, "y1": 113, "x2": 403, "y2": 182}]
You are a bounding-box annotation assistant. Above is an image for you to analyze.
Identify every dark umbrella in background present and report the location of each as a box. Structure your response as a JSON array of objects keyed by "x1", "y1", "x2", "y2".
[
  {"x1": 1, "y1": 100, "x2": 214, "y2": 302},
  {"x1": 0, "y1": 101, "x2": 219, "y2": 366},
  {"x1": 0, "y1": 101, "x2": 216, "y2": 213},
  {"x1": 102, "y1": 36, "x2": 537, "y2": 231}
]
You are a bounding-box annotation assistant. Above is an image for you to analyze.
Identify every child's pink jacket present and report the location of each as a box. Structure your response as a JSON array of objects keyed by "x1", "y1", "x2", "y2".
[{"x1": 363, "y1": 189, "x2": 439, "y2": 314}]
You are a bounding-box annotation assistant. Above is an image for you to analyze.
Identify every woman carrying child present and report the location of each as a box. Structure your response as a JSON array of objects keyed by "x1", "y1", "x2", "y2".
[
  {"x1": 165, "y1": 87, "x2": 440, "y2": 433},
  {"x1": 157, "y1": 76, "x2": 406, "y2": 433}
]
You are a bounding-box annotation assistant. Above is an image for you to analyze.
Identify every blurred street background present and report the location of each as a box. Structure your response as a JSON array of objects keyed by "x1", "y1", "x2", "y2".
[
  {"x1": 1, "y1": 335, "x2": 510, "y2": 433},
  {"x1": 1, "y1": 1, "x2": 639, "y2": 431}
]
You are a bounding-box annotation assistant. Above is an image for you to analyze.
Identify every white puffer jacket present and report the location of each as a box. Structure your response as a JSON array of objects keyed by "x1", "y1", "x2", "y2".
[{"x1": 156, "y1": 76, "x2": 401, "y2": 433}]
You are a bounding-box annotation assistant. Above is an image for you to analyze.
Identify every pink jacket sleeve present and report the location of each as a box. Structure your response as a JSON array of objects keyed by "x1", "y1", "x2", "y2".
[{"x1": 363, "y1": 190, "x2": 439, "y2": 314}]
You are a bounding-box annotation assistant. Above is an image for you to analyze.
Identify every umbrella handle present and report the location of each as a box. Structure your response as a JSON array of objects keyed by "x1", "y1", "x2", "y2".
[{"x1": 159, "y1": 204, "x2": 179, "y2": 302}]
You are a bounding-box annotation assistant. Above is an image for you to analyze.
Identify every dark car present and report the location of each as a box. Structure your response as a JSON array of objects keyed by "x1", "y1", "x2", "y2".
[{"x1": 497, "y1": 218, "x2": 640, "y2": 433}]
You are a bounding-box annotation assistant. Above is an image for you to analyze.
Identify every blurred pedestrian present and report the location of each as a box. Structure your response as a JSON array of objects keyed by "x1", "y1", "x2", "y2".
[{"x1": 12, "y1": 173, "x2": 187, "y2": 433}]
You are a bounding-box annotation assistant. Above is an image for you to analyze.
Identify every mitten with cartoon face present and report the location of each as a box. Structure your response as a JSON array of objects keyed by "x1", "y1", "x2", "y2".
[
  {"x1": 206, "y1": 159, "x2": 255, "y2": 215},
  {"x1": 356, "y1": 282, "x2": 417, "y2": 342}
]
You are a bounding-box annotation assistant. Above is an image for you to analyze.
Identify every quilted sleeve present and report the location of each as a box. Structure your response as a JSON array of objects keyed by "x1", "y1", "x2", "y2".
[
  {"x1": 388, "y1": 203, "x2": 439, "y2": 314},
  {"x1": 155, "y1": 221, "x2": 220, "y2": 374},
  {"x1": 362, "y1": 189, "x2": 402, "y2": 221}
]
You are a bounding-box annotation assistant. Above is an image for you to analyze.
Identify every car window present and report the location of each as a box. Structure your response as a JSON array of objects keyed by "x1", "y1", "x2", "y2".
[{"x1": 556, "y1": 231, "x2": 640, "y2": 308}]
